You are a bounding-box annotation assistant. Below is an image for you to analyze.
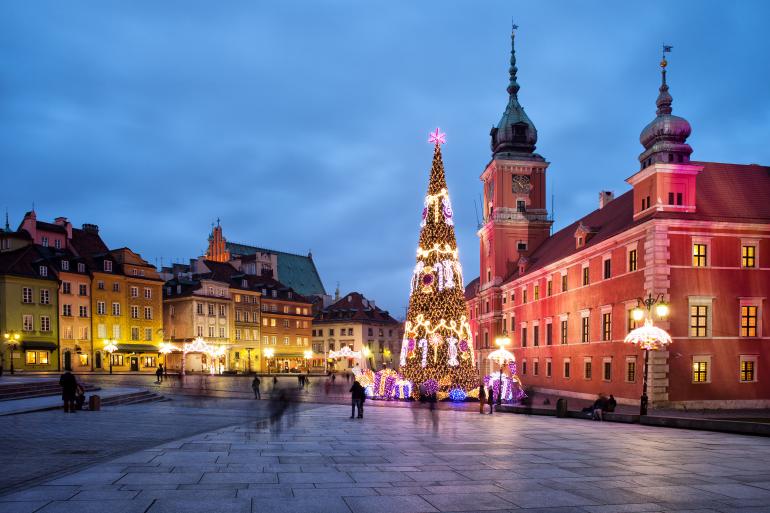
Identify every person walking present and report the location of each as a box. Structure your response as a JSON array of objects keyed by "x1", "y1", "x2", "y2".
[
  {"x1": 252, "y1": 375, "x2": 261, "y2": 399},
  {"x1": 349, "y1": 380, "x2": 364, "y2": 419},
  {"x1": 478, "y1": 382, "x2": 486, "y2": 414},
  {"x1": 155, "y1": 364, "x2": 163, "y2": 384},
  {"x1": 487, "y1": 385, "x2": 494, "y2": 415},
  {"x1": 59, "y1": 370, "x2": 77, "y2": 413}
]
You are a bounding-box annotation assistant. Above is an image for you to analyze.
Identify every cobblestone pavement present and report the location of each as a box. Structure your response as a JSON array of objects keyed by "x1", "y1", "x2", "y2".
[
  {"x1": 0, "y1": 396, "x2": 317, "y2": 496},
  {"x1": 2, "y1": 402, "x2": 770, "y2": 513}
]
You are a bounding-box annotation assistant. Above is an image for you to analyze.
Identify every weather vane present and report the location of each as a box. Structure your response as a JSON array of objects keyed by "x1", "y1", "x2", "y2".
[
  {"x1": 428, "y1": 128, "x2": 446, "y2": 146},
  {"x1": 661, "y1": 43, "x2": 673, "y2": 68}
]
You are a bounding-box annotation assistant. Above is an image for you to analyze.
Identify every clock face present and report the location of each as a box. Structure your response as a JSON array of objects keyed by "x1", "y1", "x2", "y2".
[{"x1": 512, "y1": 174, "x2": 532, "y2": 194}]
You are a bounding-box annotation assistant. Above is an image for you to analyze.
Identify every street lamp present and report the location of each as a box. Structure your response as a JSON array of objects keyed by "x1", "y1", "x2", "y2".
[
  {"x1": 104, "y1": 339, "x2": 118, "y2": 375},
  {"x1": 626, "y1": 293, "x2": 671, "y2": 416},
  {"x1": 362, "y1": 346, "x2": 372, "y2": 370},
  {"x1": 303, "y1": 349, "x2": 313, "y2": 373},
  {"x1": 158, "y1": 342, "x2": 173, "y2": 375},
  {"x1": 263, "y1": 347, "x2": 274, "y2": 374},
  {"x1": 4, "y1": 332, "x2": 21, "y2": 375},
  {"x1": 489, "y1": 332, "x2": 513, "y2": 407}
]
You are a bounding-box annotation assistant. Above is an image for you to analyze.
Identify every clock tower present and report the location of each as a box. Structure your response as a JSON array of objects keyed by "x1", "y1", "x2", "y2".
[{"x1": 476, "y1": 27, "x2": 552, "y2": 356}]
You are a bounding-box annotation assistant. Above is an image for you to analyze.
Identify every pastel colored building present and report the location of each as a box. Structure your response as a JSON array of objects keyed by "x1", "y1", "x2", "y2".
[{"x1": 466, "y1": 30, "x2": 770, "y2": 409}]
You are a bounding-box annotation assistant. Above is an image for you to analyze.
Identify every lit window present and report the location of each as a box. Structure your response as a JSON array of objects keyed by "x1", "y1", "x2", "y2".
[
  {"x1": 581, "y1": 316, "x2": 590, "y2": 343},
  {"x1": 560, "y1": 319, "x2": 568, "y2": 344},
  {"x1": 626, "y1": 358, "x2": 636, "y2": 382},
  {"x1": 534, "y1": 285, "x2": 539, "y2": 301},
  {"x1": 740, "y1": 357, "x2": 756, "y2": 383},
  {"x1": 740, "y1": 305, "x2": 758, "y2": 337},
  {"x1": 690, "y1": 305, "x2": 708, "y2": 337},
  {"x1": 603, "y1": 259, "x2": 611, "y2": 280},
  {"x1": 692, "y1": 358, "x2": 709, "y2": 383},
  {"x1": 692, "y1": 243, "x2": 707, "y2": 267},
  {"x1": 602, "y1": 312, "x2": 611, "y2": 341},
  {"x1": 742, "y1": 245, "x2": 756, "y2": 268},
  {"x1": 628, "y1": 249, "x2": 637, "y2": 272},
  {"x1": 582, "y1": 266, "x2": 590, "y2": 286}
]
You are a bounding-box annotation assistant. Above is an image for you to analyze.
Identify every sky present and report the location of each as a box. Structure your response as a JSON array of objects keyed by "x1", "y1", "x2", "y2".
[{"x1": 1, "y1": 1, "x2": 769, "y2": 317}]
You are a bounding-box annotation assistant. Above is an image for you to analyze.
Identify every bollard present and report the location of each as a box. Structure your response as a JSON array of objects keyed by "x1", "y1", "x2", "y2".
[
  {"x1": 556, "y1": 398, "x2": 568, "y2": 418},
  {"x1": 88, "y1": 395, "x2": 101, "y2": 411}
]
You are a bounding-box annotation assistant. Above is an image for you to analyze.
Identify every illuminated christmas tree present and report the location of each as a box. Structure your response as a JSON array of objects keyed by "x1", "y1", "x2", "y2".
[{"x1": 399, "y1": 129, "x2": 477, "y2": 398}]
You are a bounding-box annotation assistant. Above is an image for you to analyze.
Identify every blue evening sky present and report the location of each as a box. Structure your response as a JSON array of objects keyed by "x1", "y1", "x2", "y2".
[{"x1": 1, "y1": 1, "x2": 769, "y2": 316}]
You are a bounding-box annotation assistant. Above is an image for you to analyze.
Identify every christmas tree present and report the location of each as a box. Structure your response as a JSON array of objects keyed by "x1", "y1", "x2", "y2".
[{"x1": 399, "y1": 129, "x2": 478, "y2": 398}]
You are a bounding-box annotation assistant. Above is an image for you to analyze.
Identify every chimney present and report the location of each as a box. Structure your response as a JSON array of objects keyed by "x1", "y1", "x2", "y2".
[
  {"x1": 599, "y1": 191, "x2": 614, "y2": 209},
  {"x1": 82, "y1": 223, "x2": 99, "y2": 234},
  {"x1": 260, "y1": 267, "x2": 274, "y2": 279}
]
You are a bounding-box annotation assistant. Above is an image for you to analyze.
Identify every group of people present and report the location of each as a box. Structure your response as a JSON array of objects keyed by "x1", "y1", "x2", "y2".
[
  {"x1": 59, "y1": 371, "x2": 86, "y2": 412},
  {"x1": 349, "y1": 379, "x2": 365, "y2": 418},
  {"x1": 582, "y1": 394, "x2": 617, "y2": 420},
  {"x1": 478, "y1": 383, "x2": 497, "y2": 414}
]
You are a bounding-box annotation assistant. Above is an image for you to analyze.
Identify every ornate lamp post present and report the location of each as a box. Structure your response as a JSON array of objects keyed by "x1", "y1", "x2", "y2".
[
  {"x1": 625, "y1": 294, "x2": 671, "y2": 416},
  {"x1": 4, "y1": 331, "x2": 21, "y2": 375},
  {"x1": 104, "y1": 339, "x2": 118, "y2": 375},
  {"x1": 158, "y1": 342, "x2": 173, "y2": 374},
  {"x1": 489, "y1": 332, "x2": 513, "y2": 407}
]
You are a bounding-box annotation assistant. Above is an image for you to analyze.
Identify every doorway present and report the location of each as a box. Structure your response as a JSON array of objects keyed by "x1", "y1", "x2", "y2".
[
  {"x1": 63, "y1": 351, "x2": 72, "y2": 371},
  {"x1": 130, "y1": 357, "x2": 139, "y2": 372}
]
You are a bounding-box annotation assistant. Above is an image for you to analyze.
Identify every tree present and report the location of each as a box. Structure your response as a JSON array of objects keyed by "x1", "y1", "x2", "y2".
[{"x1": 399, "y1": 130, "x2": 477, "y2": 397}]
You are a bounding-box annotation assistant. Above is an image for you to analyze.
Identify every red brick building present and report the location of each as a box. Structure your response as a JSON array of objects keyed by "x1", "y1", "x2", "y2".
[{"x1": 466, "y1": 31, "x2": 770, "y2": 409}]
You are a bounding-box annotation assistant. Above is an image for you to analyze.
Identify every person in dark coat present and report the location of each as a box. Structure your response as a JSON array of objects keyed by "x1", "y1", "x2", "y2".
[
  {"x1": 155, "y1": 364, "x2": 163, "y2": 384},
  {"x1": 487, "y1": 385, "x2": 495, "y2": 415},
  {"x1": 252, "y1": 375, "x2": 261, "y2": 399},
  {"x1": 607, "y1": 394, "x2": 617, "y2": 412},
  {"x1": 59, "y1": 371, "x2": 77, "y2": 413},
  {"x1": 478, "y1": 382, "x2": 487, "y2": 414},
  {"x1": 349, "y1": 380, "x2": 365, "y2": 419}
]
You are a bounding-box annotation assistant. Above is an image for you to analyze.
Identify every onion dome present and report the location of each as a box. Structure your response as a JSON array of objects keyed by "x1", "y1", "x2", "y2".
[
  {"x1": 638, "y1": 57, "x2": 692, "y2": 169},
  {"x1": 490, "y1": 27, "x2": 542, "y2": 161}
]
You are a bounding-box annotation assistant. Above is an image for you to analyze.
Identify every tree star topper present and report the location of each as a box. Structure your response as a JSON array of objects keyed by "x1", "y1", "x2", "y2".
[{"x1": 428, "y1": 128, "x2": 446, "y2": 146}]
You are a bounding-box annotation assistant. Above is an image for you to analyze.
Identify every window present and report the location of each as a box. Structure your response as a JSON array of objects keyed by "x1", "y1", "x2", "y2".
[
  {"x1": 131, "y1": 327, "x2": 140, "y2": 341},
  {"x1": 270, "y1": 318, "x2": 276, "y2": 327},
  {"x1": 561, "y1": 273, "x2": 568, "y2": 292},
  {"x1": 235, "y1": 329, "x2": 242, "y2": 341},
  {"x1": 283, "y1": 319, "x2": 289, "y2": 328},
  {"x1": 112, "y1": 302, "x2": 121, "y2": 316},
  {"x1": 534, "y1": 285, "x2": 539, "y2": 301},
  {"x1": 96, "y1": 280, "x2": 104, "y2": 290},
  {"x1": 628, "y1": 249, "x2": 637, "y2": 272},
  {"x1": 78, "y1": 263, "x2": 85, "y2": 273},
  {"x1": 112, "y1": 324, "x2": 120, "y2": 339},
  {"x1": 584, "y1": 359, "x2": 592, "y2": 380},
  {"x1": 533, "y1": 360, "x2": 539, "y2": 376},
  {"x1": 741, "y1": 305, "x2": 758, "y2": 337},
  {"x1": 104, "y1": 260, "x2": 113, "y2": 272},
  {"x1": 563, "y1": 359, "x2": 571, "y2": 379},
  {"x1": 546, "y1": 323, "x2": 553, "y2": 345},
  {"x1": 742, "y1": 245, "x2": 757, "y2": 268},
  {"x1": 516, "y1": 200, "x2": 525, "y2": 212},
  {"x1": 79, "y1": 305, "x2": 88, "y2": 318},
  {"x1": 130, "y1": 286, "x2": 139, "y2": 298},
  {"x1": 602, "y1": 312, "x2": 611, "y2": 341},
  {"x1": 144, "y1": 328, "x2": 152, "y2": 341},
  {"x1": 63, "y1": 326, "x2": 73, "y2": 339},
  {"x1": 296, "y1": 337, "x2": 302, "y2": 346},
  {"x1": 692, "y1": 243, "x2": 707, "y2": 267},
  {"x1": 26, "y1": 351, "x2": 49, "y2": 365},
  {"x1": 131, "y1": 305, "x2": 139, "y2": 319},
  {"x1": 219, "y1": 327, "x2": 225, "y2": 338},
  {"x1": 97, "y1": 324, "x2": 106, "y2": 339},
  {"x1": 582, "y1": 266, "x2": 590, "y2": 286},
  {"x1": 40, "y1": 289, "x2": 50, "y2": 304},
  {"x1": 39, "y1": 265, "x2": 48, "y2": 277},
  {"x1": 483, "y1": 332, "x2": 489, "y2": 349},
  {"x1": 61, "y1": 260, "x2": 69, "y2": 271},
  {"x1": 546, "y1": 359, "x2": 552, "y2": 378},
  {"x1": 219, "y1": 304, "x2": 226, "y2": 316},
  {"x1": 533, "y1": 325, "x2": 539, "y2": 346},
  {"x1": 627, "y1": 308, "x2": 639, "y2": 333},
  {"x1": 692, "y1": 357, "x2": 710, "y2": 383},
  {"x1": 271, "y1": 336, "x2": 277, "y2": 344},
  {"x1": 626, "y1": 358, "x2": 636, "y2": 383},
  {"x1": 690, "y1": 305, "x2": 708, "y2": 337},
  {"x1": 79, "y1": 284, "x2": 87, "y2": 296},
  {"x1": 522, "y1": 289, "x2": 528, "y2": 303},
  {"x1": 111, "y1": 354, "x2": 124, "y2": 366},
  {"x1": 547, "y1": 280, "x2": 552, "y2": 297},
  {"x1": 208, "y1": 304, "x2": 215, "y2": 316},
  {"x1": 560, "y1": 319, "x2": 568, "y2": 344},
  {"x1": 208, "y1": 326, "x2": 215, "y2": 337},
  {"x1": 142, "y1": 356, "x2": 156, "y2": 367},
  {"x1": 22, "y1": 315, "x2": 33, "y2": 331},
  {"x1": 603, "y1": 258, "x2": 611, "y2": 280},
  {"x1": 62, "y1": 282, "x2": 71, "y2": 295},
  {"x1": 740, "y1": 356, "x2": 757, "y2": 383},
  {"x1": 96, "y1": 301, "x2": 105, "y2": 316},
  {"x1": 271, "y1": 304, "x2": 277, "y2": 312},
  {"x1": 144, "y1": 307, "x2": 152, "y2": 320},
  {"x1": 581, "y1": 316, "x2": 590, "y2": 343},
  {"x1": 40, "y1": 316, "x2": 50, "y2": 332},
  {"x1": 603, "y1": 358, "x2": 612, "y2": 381},
  {"x1": 521, "y1": 326, "x2": 527, "y2": 347},
  {"x1": 521, "y1": 360, "x2": 527, "y2": 375},
  {"x1": 41, "y1": 237, "x2": 49, "y2": 247},
  {"x1": 197, "y1": 326, "x2": 204, "y2": 337},
  {"x1": 283, "y1": 336, "x2": 289, "y2": 345},
  {"x1": 62, "y1": 304, "x2": 72, "y2": 317},
  {"x1": 112, "y1": 282, "x2": 120, "y2": 292},
  {"x1": 196, "y1": 303, "x2": 204, "y2": 316},
  {"x1": 22, "y1": 287, "x2": 33, "y2": 304}
]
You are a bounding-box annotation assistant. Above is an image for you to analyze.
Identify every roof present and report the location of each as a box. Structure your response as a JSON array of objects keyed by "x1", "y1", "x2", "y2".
[
  {"x1": 509, "y1": 161, "x2": 770, "y2": 282},
  {"x1": 0, "y1": 246, "x2": 56, "y2": 281},
  {"x1": 464, "y1": 277, "x2": 480, "y2": 301},
  {"x1": 70, "y1": 227, "x2": 110, "y2": 257},
  {"x1": 226, "y1": 242, "x2": 325, "y2": 297},
  {"x1": 315, "y1": 292, "x2": 399, "y2": 325}
]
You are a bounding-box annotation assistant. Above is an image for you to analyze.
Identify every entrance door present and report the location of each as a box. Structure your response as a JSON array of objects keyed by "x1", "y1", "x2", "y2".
[
  {"x1": 130, "y1": 357, "x2": 139, "y2": 372},
  {"x1": 64, "y1": 351, "x2": 72, "y2": 371}
]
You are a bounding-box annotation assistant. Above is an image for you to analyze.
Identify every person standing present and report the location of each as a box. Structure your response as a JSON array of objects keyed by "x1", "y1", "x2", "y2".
[
  {"x1": 349, "y1": 380, "x2": 364, "y2": 419},
  {"x1": 155, "y1": 364, "x2": 163, "y2": 384},
  {"x1": 252, "y1": 375, "x2": 261, "y2": 399},
  {"x1": 59, "y1": 371, "x2": 77, "y2": 413},
  {"x1": 478, "y1": 381, "x2": 486, "y2": 414},
  {"x1": 487, "y1": 385, "x2": 494, "y2": 415}
]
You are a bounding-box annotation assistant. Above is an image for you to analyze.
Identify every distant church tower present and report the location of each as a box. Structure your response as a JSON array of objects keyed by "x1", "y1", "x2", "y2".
[
  {"x1": 205, "y1": 219, "x2": 231, "y2": 263},
  {"x1": 479, "y1": 26, "x2": 552, "y2": 289}
]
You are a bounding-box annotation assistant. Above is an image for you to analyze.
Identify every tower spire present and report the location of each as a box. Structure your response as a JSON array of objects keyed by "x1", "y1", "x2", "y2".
[
  {"x1": 507, "y1": 22, "x2": 520, "y2": 97},
  {"x1": 656, "y1": 45, "x2": 673, "y2": 116}
]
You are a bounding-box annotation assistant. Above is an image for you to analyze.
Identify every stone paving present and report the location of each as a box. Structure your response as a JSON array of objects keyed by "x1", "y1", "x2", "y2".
[{"x1": 2, "y1": 402, "x2": 770, "y2": 513}]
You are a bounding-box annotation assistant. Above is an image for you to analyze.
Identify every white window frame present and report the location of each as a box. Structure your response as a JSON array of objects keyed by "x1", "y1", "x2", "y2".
[
  {"x1": 104, "y1": 260, "x2": 113, "y2": 272},
  {"x1": 739, "y1": 355, "x2": 758, "y2": 383},
  {"x1": 692, "y1": 354, "x2": 711, "y2": 384},
  {"x1": 625, "y1": 356, "x2": 637, "y2": 383},
  {"x1": 602, "y1": 253, "x2": 612, "y2": 280},
  {"x1": 740, "y1": 239, "x2": 760, "y2": 269},
  {"x1": 581, "y1": 262, "x2": 590, "y2": 287},
  {"x1": 626, "y1": 242, "x2": 639, "y2": 273},
  {"x1": 691, "y1": 237, "x2": 711, "y2": 268},
  {"x1": 545, "y1": 357, "x2": 552, "y2": 378},
  {"x1": 739, "y1": 298, "x2": 763, "y2": 338},
  {"x1": 563, "y1": 358, "x2": 571, "y2": 379},
  {"x1": 583, "y1": 357, "x2": 592, "y2": 380},
  {"x1": 688, "y1": 296, "x2": 714, "y2": 338}
]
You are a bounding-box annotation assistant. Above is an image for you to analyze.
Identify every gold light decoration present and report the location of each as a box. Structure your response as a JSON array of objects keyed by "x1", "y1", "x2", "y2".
[{"x1": 400, "y1": 132, "x2": 478, "y2": 397}]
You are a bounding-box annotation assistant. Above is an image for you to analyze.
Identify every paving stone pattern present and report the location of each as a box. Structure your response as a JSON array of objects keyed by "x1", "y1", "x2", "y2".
[{"x1": 2, "y1": 404, "x2": 770, "y2": 512}]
